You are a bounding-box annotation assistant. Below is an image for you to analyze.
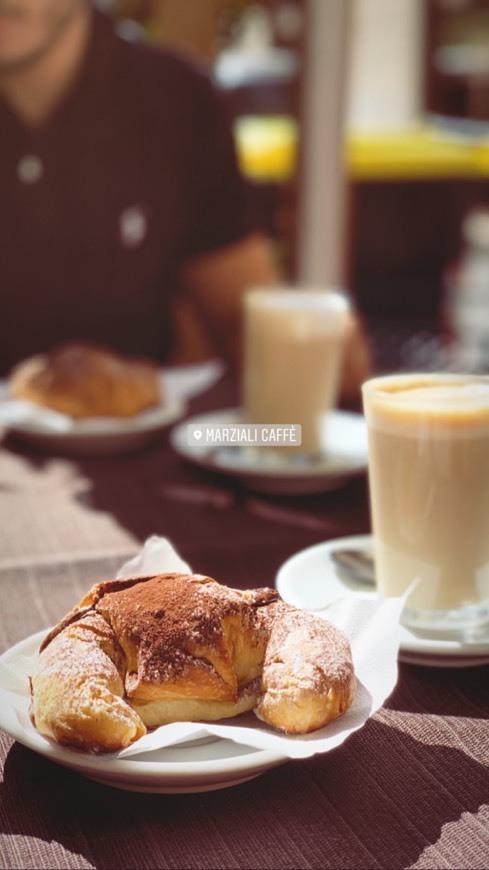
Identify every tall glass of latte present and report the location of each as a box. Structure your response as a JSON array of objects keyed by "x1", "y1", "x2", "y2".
[
  {"x1": 243, "y1": 288, "x2": 350, "y2": 455},
  {"x1": 362, "y1": 373, "x2": 489, "y2": 630}
]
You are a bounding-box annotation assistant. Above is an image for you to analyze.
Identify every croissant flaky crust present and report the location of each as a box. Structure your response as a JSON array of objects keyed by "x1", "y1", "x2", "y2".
[
  {"x1": 10, "y1": 342, "x2": 161, "y2": 418},
  {"x1": 30, "y1": 573, "x2": 356, "y2": 753}
]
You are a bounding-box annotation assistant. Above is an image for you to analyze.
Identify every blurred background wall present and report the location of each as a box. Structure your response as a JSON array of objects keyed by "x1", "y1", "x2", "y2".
[{"x1": 105, "y1": 0, "x2": 489, "y2": 370}]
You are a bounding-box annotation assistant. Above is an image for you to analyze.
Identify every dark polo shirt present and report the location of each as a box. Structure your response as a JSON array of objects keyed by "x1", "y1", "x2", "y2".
[{"x1": 0, "y1": 11, "x2": 256, "y2": 375}]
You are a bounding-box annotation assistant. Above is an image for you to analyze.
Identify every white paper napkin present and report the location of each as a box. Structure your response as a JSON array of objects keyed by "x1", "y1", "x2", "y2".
[{"x1": 1, "y1": 536, "x2": 405, "y2": 760}]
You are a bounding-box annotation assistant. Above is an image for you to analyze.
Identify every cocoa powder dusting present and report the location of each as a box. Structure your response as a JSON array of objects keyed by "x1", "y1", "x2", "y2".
[{"x1": 95, "y1": 574, "x2": 252, "y2": 681}]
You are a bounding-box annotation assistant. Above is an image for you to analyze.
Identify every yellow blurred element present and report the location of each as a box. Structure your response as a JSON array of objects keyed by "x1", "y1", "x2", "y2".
[
  {"x1": 233, "y1": 116, "x2": 489, "y2": 182},
  {"x1": 346, "y1": 124, "x2": 489, "y2": 180},
  {"x1": 234, "y1": 115, "x2": 299, "y2": 182}
]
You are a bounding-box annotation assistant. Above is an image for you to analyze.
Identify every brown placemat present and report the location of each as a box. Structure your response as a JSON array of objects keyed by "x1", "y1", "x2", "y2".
[{"x1": 0, "y1": 552, "x2": 136, "y2": 653}]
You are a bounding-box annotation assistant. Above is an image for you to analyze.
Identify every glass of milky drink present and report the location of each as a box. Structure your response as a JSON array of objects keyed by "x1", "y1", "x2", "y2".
[
  {"x1": 362, "y1": 373, "x2": 489, "y2": 631},
  {"x1": 243, "y1": 288, "x2": 350, "y2": 456}
]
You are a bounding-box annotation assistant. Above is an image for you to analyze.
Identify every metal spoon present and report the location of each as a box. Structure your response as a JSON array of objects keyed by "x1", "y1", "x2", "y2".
[{"x1": 330, "y1": 547, "x2": 376, "y2": 585}]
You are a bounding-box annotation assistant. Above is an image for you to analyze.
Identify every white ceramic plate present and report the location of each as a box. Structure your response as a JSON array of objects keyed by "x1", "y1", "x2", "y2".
[
  {"x1": 170, "y1": 408, "x2": 368, "y2": 494},
  {"x1": 0, "y1": 375, "x2": 186, "y2": 457},
  {"x1": 276, "y1": 535, "x2": 489, "y2": 668},
  {"x1": 0, "y1": 630, "x2": 287, "y2": 793}
]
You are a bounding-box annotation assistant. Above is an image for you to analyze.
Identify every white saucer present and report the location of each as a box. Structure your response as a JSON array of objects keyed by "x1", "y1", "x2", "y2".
[
  {"x1": 1, "y1": 401, "x2": 186, "y2": 457},
  {"x1": 0, "y1": 631, "x2": 286, "y2": 793},
  {"x1": 276, "y1": 535, "x2": 489, "y2": 668},
  {"x1": 170, "y1": 408, "x2": 368, "y2": 494}
]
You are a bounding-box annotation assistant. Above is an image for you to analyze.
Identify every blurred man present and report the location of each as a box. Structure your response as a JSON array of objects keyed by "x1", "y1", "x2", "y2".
[{"x1": 0, "y1": 0, "x2": 370, "y2": 399}]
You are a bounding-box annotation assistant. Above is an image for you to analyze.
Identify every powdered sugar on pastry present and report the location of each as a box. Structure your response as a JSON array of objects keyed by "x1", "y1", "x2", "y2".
[{"x1": 255, "y1": 601, "x2": 356, "y2": 733}]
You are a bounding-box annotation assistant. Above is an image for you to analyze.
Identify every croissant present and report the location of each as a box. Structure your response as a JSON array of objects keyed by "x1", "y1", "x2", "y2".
[
  {"x1": 30, "y1": 573, "x2": 356, "y2": 753},
  {"x1": 10, "y1": 342, "x2": 161, "y2": 418}
]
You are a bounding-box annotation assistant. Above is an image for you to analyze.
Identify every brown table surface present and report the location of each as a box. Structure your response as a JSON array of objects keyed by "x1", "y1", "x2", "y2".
[{"x1": 0, "y1": 372, "x2": 488, "y2": 870}]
